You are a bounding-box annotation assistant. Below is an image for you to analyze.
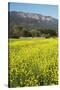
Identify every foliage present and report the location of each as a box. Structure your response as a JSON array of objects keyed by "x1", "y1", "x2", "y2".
[
  {"x1": 8, "y1": 38, "x2": 58, "y2": 87},
  {"x1": 9, "y1": 25, "x2": 58, "y2": 38}
]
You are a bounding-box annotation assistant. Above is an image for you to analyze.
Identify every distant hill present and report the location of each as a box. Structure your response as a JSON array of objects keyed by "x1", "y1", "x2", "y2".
[
  {"x1": 9, "y1": 11, "x2": 58, "y2": 29},
  {"x1": 8, "y1": 11, "x2": 58, "y2": 38}
]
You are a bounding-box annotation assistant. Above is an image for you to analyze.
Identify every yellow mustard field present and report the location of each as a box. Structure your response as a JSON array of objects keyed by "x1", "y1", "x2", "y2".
[{"x1": 8, "y1": 38, "x2": 58, "y2": 87}]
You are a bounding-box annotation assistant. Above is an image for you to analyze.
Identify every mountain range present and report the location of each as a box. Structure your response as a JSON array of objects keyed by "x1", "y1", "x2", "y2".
[{"x1": 9, "y1": 11, "x2": 58, "y2": 30}]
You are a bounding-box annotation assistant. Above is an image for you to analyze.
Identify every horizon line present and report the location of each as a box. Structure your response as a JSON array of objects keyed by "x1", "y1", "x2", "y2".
[{"x1": 9, "y1": 10, "x2": 58, "y2": 19}]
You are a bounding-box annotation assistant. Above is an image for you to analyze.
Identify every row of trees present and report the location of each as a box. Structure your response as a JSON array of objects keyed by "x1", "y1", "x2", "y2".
[{"x1": 9, "y1": 25, "x2": 58, "y2": 38}]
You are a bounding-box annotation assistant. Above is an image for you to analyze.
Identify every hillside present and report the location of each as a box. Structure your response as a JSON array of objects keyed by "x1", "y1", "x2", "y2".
[{"x1": 8, "y1": 11, "x2": 58, "y2": 38}]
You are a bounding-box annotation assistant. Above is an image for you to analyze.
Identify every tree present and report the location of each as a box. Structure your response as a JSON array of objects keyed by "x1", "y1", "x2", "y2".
[
  {"x1": 45, "y1": 34, "x2": 50, "y2": 38},
  {"x1": 12, "y1": 25, "x2": 20, "y2": 38}
]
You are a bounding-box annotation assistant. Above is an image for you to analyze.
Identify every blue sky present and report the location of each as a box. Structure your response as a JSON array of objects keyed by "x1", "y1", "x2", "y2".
[{"x1": 8, "y1": 2, "x2": 58, "y2": 19}]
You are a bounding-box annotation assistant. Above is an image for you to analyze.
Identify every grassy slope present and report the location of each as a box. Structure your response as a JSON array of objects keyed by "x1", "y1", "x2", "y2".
[{"x1": 8, "y1": 38, "x2": 58, "y2": 87}]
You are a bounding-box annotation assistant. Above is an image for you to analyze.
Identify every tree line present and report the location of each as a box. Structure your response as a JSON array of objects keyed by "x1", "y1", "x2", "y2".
[{"x1": 9, "y1": 25, "x2": 58, "y2": 38}]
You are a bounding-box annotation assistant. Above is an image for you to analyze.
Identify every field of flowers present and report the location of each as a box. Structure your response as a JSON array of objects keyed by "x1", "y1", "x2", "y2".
[{"x1": 8, "y1": 38, "x2": 58, "y2": 87}]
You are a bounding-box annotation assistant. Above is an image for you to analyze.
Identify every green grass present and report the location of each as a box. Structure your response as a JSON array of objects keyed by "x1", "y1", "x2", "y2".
[{"x1": 8, "y1": 38, "x2": 58, "y2": 87}]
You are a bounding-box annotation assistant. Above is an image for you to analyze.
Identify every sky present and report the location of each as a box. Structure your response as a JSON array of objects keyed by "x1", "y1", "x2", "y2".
[{"x1": 8, "y1": 2, "x2": 58, "y2": 19}]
